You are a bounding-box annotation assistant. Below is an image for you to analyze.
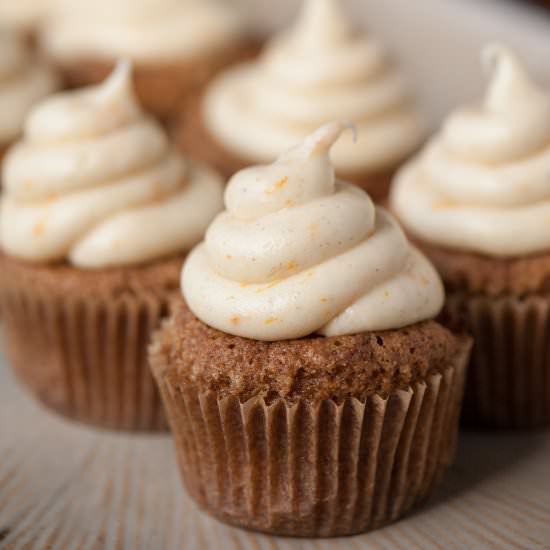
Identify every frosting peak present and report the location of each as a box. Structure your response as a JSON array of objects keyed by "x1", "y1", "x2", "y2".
[
  {"x1": 391, "y1": 45, "x2": 550, "y2": 258},
  {"x1": 0, "y1": 32, "x2": 59, "y2": 144},
  {"x1": 1, "y1": 63, "x2": 224, "y2": 268},
  {"x1": 442, "y1": 44, "x2": 550, "y2": 164},
  {"x1": 292, "y1": 0, "x2": 353, "y2": 48},
  {"x1": 225, "y1": 122, "x2": 350, "y2": 222},
  {"x1": 203, "y1": 0, "x2": 424, "y2": 174},
  {"x1": 26, "y1": 61, "x2": 141, "y2": 144},
  {"x1": 183, "y1": 124, "x2": 443, "y2": 341}
]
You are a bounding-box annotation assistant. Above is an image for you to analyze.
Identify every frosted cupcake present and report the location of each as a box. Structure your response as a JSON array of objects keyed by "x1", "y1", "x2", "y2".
[
  {"x1": 0, "y1": 62, "x2": 224, "y2": 431},
  {"x1": 174, "y1": 0, "x2": 425, "y2": 201},
  {"x1": 391, "y1": 45, "x2": 550, "y2": 429},
  {"x1": 151, "y1": 123, "x2": 471, "y2": 536},
  {"x1": 39, "y1": 0, "x2": 258, "y2": 121},
  {"x1": 0, "y1": 31, "x2": 58, "y2": 164}
]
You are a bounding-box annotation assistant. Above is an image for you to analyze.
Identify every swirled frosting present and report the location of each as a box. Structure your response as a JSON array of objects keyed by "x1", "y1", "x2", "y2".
[
  {"x1": 40, "y1": 0, "x2": 245, "y2": 64},
  {"x1": 183, "y1": 123, "x2": 443, "y2": 341},
  {"x1": 0, "y1": 62, "x2": 224, "y2": 268},
  {"x1": 391, "y1": 45, "x2": 550, "y2": 258},
  {"x1": 0, "y1": 32, "x2": 58, "y2": 145},
  {"x1": 203, "y1": 0, "x2": 424, "y2": 174}
]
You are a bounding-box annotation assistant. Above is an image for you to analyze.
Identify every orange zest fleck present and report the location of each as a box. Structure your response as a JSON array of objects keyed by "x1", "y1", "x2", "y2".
[
  {"x1": 265, "y1": 175, "x2": 289, "y2": 195},
  {"x1": 230, "y1": 315, "x2": 240, "y2": 325},
  {"x1": 264, "y1": 317, "x2": 278, "y2": 325},
  {"x1": 32, "y1": 221, "x2": 45, "y2": 237}
]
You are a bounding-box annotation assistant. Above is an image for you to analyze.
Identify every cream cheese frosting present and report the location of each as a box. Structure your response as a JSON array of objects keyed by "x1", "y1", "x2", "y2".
[
  {"x1": 40, "y1": 0, "x2": 245, "y2": 64},
  {"x1": 391, "y1": 44, "x2": 550, "y2": 258},
  {"x1": 203, "y1": 0, "x2": 424, "y2": 174},
  {"x1": 183, "y1": 123, "x2": 443, "y2": 341},
  {"x1": 0, "y1": 32, "x2": 59, "y2": 145},
  {"x1": 0, "y1": 62, "x2": 224, "y2": 268}
]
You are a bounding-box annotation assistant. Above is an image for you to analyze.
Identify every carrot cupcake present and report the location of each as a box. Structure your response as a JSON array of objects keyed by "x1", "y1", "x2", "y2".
[
  {"x1": 173, "y1": 0, "x2": 425, "y2": 201},
  {"x1": 0, "y1": 31, "x2": 58, "y2": 166},
  {"x1": 0, "y1": 62, "x2": 224, "y2": 431},
  {"x1": 39, "y1": 0, "x2": 258, "y2": 121},
  {"x1": 391, "y1": 45, "x2": 550, "y2": 429},
  {"x1": 150, "y1": 123, "x2": 471, "y2": 536}
]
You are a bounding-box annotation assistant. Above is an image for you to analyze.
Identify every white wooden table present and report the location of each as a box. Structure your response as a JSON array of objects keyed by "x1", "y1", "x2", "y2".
[
  {"x1": 1, "y1": 350, "x2": 550, "y2": 550},
  {"x1": 2, "y1": 0, "x2": 550, "y2": 548}
]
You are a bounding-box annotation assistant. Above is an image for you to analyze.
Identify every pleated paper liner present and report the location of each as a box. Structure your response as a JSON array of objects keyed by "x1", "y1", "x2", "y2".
[
  {"x1": 152, "y1": 350, "x2": 469, "y2": 537},
  {"x1": 0, "y1": 286, "x2": 172, "y2": 431},
  {"x1": 447, "y1": 293, "x2": 550, "y2": 429}
]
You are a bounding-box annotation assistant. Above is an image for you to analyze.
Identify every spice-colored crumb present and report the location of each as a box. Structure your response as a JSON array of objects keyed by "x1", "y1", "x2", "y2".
[
  {"x1": 0, "y1": 253, "x2": 185, "y2": 299},
  {"x1": 416, "y1": 239, "x2": 550, "y2": 296},
  {"x1": 151, "y1": 299, "x2": 469, "y2": 404}
]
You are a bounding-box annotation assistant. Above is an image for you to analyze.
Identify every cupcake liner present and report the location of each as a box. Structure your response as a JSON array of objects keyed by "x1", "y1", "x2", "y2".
[
  {"x1": 153, "y1": 351, "x2": 468, "y2": 537},
  {"x1": 446, "y1": 293, "x2": 550, "y2": 429},
  {"x1": 0, "y1": 285, "x2": 172, "y2": 431}
]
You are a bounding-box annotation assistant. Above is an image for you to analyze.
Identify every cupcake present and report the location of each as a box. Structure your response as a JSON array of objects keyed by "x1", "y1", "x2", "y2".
[
  {"x1": 0, "y1": 62, "x2": 224, "y2": 431},
  {"x1": 150, "y1": 123, "x2": 471, "y2": 536},
  {"x1": 39, "y1": 0, "x2": 258, "y2": 121},
  {"x1": 173, "y1": 0, "x2": 425, "y2": 201},
  {"x1": 390, "y1": 45, "x2": 550, "y2": 429},
  {"x1": 0, "y1": 31, "x2": 58, "y2": 165}
]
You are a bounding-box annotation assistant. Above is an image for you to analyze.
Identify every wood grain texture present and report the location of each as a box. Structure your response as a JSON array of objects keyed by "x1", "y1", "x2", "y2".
[
  {"x1": 1, "y1": 1, "x2": 550, "y2": 548},
  {"x1": 1, "y1": 349, "x2": 550, "y2": 550}
]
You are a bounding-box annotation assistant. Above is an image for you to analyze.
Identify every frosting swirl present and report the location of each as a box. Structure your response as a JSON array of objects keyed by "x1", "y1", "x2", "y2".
[
  {"x1": 203, "y1": 0, "x2": 424, "y2": 174},
  {"x1": 391, "y1": 45, "x2": 550, "y2": 257},
  {"x1": 183, "y1": 123, "x2": 443, "y2": 341},
  {"x1": 40, "y1": 0, "x2": 245, "y2": 64},
  {"x1": 0, "y1": 62, "x2": 224, "y2": 268},
  {"x1": 0, "y1": 32, "x2": 58, "y2": 145}
]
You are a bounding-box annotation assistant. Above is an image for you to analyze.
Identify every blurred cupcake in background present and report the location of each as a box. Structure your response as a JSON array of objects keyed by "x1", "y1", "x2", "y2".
[
  {"x1": 390, "y1": 44, "x2": 550, "y2": 429},
  {"x1": 0, "y1": 62, "x2": 224, "y2": 431},
  {"x1": 0, "y1": 0, "x2": 58, "y2": 44},
  {"x1": 39, "y1": 0, "x2": 259, "y2": 122},
  {"x1": 0, "y1": 31, "x2": 59, "y2": 165},
  {"x1": 174, "y1": 0, "x2": 425, "y2": 201}
]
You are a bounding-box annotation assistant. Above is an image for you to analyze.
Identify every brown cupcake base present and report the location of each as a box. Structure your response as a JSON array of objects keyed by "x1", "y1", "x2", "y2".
[
  {"x1": 0, "y1": 253, "x2": 184, "y2": 431},
  {"x1": 417, "y1": 240, "x2": 550, "y2": 296},
  {"x1": 58, "y1": 41, "x2": 261, "y2": 122},
  {"x1": 172, "y1": 95, "x2": 395, "y2": 202},
  {"x1": 411, "y1": 239, "x2": 550, "y2": 429},
  {"x1": 150, "y1": 303, "x2": 471, "y2": 536},
  {"x1": 446, "y1": 292, "x2": 550, "y2": 429}
]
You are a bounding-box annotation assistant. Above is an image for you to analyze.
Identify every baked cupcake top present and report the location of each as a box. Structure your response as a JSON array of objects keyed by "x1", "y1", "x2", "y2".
[
  {"x1": 182, "y1": 122, "x2": 443, "y2": 341},
  {"x1": 203, "y1": 0, "x2": 424, "y2": 175},
  {"x1": 40, "y1": 0, "x2": 246, "y2": 64},
  {"x1": 0, "y1": 31, "x2": 58, "y2": 146},
  {"x1": 0, "y1": 62, "x2": 224, "y2": 268},
  {"x1": 391, "y1": 45, "x2": 550, "y2": 258}
]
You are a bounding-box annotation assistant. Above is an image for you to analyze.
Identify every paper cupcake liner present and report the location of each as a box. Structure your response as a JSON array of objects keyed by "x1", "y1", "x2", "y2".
[
  {"x1": 153, "y1": 352, "x2": 468, "y2": 537},
  {"x1": 446, "y1": 293, "x2": 550, "y2": 429},
  {"x1": 0, "y1": 286, "x2": 171, "y2": 431}
]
